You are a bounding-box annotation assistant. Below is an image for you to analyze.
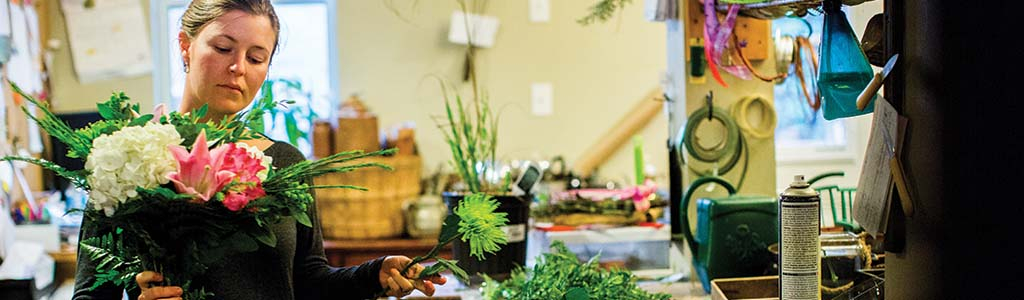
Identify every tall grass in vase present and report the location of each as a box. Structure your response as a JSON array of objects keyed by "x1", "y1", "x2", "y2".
[{"x1": 433, "y1": 79, "x2": 508, "y2": 194}]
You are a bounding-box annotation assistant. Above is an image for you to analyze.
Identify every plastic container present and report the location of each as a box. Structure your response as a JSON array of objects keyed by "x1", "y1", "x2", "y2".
[
  {"x1": 817, "y1": 0, "x2": 876, "y2": 120},
  {"x1": 529, "y1": 225, "x2": 673, "y2": 279}
]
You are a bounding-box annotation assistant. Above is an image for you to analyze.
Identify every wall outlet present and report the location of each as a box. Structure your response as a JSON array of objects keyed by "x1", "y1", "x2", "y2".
[
  {"x1": 531, "y1": 82, "x2": 553, "y2": 116},
  {"x1": 529, "y1": 0, "x2": 550, "y2": 23}
]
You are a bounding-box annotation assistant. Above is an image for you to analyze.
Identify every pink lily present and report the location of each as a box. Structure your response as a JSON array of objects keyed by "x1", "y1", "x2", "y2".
[
  {"x1": 166, "y1": 131, "x2": 235, "y2": 202},
  {"x1": 152, "y1": 103, "x2": 169, "y2": 121}
]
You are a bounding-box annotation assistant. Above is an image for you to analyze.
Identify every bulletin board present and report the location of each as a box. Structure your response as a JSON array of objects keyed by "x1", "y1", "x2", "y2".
[{"x1": 2, "y1": 0, "x2": 50, "y2": 205}]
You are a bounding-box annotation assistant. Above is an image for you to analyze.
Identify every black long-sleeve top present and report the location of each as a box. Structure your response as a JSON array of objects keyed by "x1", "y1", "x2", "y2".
[{"x1": 72, "y1": 141, "x2": 385, "y2": 300}]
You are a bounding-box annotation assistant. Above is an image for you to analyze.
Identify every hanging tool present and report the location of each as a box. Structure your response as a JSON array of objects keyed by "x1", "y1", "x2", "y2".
[
  {"x1": 680, "y1": 92, "x2": 749, "y2": 190},
  {"x1": 730, "y1": 95, "x2": 776, "y2": 139},
  {"x1": 857, "y1": 54, "x2": 899, "y2": 111}
]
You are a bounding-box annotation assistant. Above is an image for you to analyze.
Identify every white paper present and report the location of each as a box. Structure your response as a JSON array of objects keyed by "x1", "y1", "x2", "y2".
[
  {"x1": 0, "y1": 162, "x2": 12, "y2": 205},
  {"x1": 1, "y1": 83, "x2": 7, "y2": 145},
  {"x1": 0, "y1": 1, "x2": 10, "y2": 36},
  {"x1": 60, "y1": 0, "x2": 152, "y2": 83},
  {"x1": 0, "y1": 207, "x2": 14, "y2": 260},
  {"x1": 0, "y1": 0, "x2": 13, "y2": 68},
  {"x1": 6, "y1": 2, "x2": 42, "y2": 94},
  {"x1": 448, "y1": 11, "x2": 499, "y2": 48},
  {"x1": 26, "y1": 103, "x2": 43, "y2": 153},
  {"x1": 854, "y1": 97, "x2": 898, "y2": 237},
  {"x1": 645, "y1": 0, "x2": 660, "y2": 21},
  {"x1": 0, "y1": 240, "x2": 55, "y2": 289}
]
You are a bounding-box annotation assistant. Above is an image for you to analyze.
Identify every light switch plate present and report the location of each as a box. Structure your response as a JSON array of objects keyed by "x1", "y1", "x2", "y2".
[
  {"x1": 531, "y1": 82, "x2": 553, "y2": 116},
  {"x1": 529, "y1": 0, "x2": 550, "y2": 23}
]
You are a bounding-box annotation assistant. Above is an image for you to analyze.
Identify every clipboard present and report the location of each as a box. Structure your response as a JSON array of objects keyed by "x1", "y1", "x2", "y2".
[{"x1": 854, "y1": 97, "x2": 913, "y2": 237}]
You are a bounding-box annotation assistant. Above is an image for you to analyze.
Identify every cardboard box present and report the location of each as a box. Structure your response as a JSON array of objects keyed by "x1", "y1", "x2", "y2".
[{"x1": 710, "y1": 275, "x2": 779, "y2": 300}]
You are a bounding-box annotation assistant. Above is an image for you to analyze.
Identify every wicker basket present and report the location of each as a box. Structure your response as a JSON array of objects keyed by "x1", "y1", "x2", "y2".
[{"x1": 313, "y1": 155, "x2": 422, "y2": 239}]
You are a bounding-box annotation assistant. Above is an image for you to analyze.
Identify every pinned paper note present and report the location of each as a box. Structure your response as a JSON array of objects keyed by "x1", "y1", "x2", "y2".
[
  {"x1": 448, "y1": 11, "x2": 499, "y2": 48},
  {"x1": 854, "y1": 97, "x2": 901, "y2": 237},
  {"x1": 60, "y1": 0, "x2": 151, "y2": 83}
]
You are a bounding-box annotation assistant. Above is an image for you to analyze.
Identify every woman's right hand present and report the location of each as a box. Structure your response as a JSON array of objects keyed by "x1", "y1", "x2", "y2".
[{"x1": 135, "y1": 271, "x2": 183, "y2": 300}]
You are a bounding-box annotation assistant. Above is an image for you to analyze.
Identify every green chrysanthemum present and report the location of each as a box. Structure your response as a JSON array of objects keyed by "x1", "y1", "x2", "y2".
[{"x1": 455, "y1": 193, "x2": 509, "y2": 260}]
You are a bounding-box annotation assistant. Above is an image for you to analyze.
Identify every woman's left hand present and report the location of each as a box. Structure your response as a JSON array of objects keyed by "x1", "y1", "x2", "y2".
[{"x1": 379, "y1": 256, "x2": 448, "y2": 298}]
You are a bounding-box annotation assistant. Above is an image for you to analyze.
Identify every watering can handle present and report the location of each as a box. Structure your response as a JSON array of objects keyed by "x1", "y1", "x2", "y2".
[{"x1": 679, "y1": 176, "x2": 738, "y2": 258}]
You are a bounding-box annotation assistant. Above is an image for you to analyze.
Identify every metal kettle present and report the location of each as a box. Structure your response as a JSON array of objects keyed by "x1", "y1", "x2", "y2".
[{"x1": 679, "y1": 176, "x2": 779, "y2": 293}]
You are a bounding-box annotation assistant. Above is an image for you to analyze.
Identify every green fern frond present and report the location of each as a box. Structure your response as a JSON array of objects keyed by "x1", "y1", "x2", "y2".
[
  {"x1": 80, "y1": 233, "x2": 143, "y2": 290},
  {"x1": 577, "y1": 0, "x2": 633, "y2": 25},
  {"x1": 0, "y1": 156, "x2": 89, "y2": 189}
]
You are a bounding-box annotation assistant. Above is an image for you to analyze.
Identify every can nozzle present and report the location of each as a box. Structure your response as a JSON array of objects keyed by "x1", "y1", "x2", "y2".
[{"x1": 790, "y1": 175, "x2": 809, "y2": 188}]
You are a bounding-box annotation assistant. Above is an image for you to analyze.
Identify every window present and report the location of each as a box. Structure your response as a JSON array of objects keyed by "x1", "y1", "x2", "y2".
[
  {"x1": 772, "y1": 13, "x2": 853, "y2": 163},
  {"x1": 151, "y1": 0, "x2": 338, "y2": 157}
]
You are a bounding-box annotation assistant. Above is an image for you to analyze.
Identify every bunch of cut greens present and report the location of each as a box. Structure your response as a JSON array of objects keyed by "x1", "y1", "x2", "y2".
[
  {"x1": 375, "y1": 193, "x2": 508, "y2": 297},
  {"x1": 481, "y1": 241, "x2": 671, "y2": 300}
]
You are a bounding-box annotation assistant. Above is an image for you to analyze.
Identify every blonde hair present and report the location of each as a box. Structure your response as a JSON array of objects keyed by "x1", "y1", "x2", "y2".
[{"x1": 180, "y1": 0, "x2": 281, "y2": 55}]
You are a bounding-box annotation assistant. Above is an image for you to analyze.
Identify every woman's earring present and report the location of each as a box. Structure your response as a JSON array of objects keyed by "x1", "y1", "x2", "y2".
[{"x1": 183, "y1": 62, "x2": 189, "y2": 73}]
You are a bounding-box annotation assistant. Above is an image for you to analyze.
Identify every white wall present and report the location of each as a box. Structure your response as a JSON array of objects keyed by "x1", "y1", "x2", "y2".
[{"x1": 44, "y1": 1, "x2": 668, "y2": 185}]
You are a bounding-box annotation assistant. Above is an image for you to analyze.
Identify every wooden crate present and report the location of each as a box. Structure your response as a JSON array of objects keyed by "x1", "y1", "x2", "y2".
[{"x1": 313, "y1": 155, "x2": 421, "y2": 239}]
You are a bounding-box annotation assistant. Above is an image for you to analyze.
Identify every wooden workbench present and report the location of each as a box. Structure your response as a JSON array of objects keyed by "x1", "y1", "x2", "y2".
[{"x1": 323, "y1": 237, "x2": 452, "y2": 267}]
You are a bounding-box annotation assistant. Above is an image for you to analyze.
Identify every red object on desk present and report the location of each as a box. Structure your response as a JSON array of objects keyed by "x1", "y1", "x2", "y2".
[{"x1": 535, "y1": 222, "x2": 665, "y2": 232}]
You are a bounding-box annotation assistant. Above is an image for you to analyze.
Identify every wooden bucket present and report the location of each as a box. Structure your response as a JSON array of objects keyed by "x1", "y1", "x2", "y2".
[{"x1": 313, "y1": 155, "x2": 422, "y2": 239}]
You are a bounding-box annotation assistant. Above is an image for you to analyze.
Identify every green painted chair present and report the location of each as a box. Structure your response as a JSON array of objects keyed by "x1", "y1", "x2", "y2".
[{"x1": 808, "y1": 172, "x2": 860, "y2": 232}]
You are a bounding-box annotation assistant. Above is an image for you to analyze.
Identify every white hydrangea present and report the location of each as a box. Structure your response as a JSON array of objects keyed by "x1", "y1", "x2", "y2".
[
  {"x1": 85, "y1": 123, "x2": 183, "y2": 216},
  {"x1": 235, "y1": 142, "x2": 274, "y2": 181}
]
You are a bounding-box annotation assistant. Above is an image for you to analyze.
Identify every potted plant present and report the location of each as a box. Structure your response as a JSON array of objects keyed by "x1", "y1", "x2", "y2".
[{"x1": 432, "y1": 77, "x2": 529, "y2": 285}]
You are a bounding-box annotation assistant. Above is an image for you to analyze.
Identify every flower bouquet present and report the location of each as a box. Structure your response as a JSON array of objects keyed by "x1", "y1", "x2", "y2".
[{"x1": 1, "y1": 83, "x2": 395, "y2": 299}]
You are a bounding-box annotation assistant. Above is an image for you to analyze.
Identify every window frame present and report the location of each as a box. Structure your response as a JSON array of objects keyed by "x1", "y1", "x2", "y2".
[{"x1": 771, "y1": 11, "x2": 865, "y2": 166}]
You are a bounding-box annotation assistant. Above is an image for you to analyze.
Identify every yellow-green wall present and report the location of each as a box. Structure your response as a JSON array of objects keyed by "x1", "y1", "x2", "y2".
[{"x1": 44, "y1": 0, "x2": 669, "y2": 185}]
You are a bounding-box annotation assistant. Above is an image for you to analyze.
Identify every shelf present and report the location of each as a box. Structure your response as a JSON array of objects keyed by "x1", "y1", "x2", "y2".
[{"x1": 707, "y1": 0, "x2": 876, "y2": 20}]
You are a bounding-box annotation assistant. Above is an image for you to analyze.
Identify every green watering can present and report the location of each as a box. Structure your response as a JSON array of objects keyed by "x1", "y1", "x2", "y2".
[{"x1": 680, "y1": 177, "x2": 778, "y2": 293}]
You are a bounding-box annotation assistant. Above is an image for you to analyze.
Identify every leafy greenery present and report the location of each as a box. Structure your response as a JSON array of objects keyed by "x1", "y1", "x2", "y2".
[
  {"x1": 79, "y1": 231, "x2": 143, "y2": 292},
  {"x1": 412, "y1": 193, "x2": 507, "y2": 280},
  {"x1": 577, "y1": 0, "x2": 634, "y2": 25},
  {"x1": 481, "y1": 241, "x2": 671, "y2": 300},
  {"x1": 376, "y1": 193, "x2": 507, "y2": 298},
  {"x1": 9, "y1": 83, "x2": 92, "y2": 159},
  {"x1": 251, "y1": 78, "x2": 318, "y2": 147},
  {"x1": 456, "y1": 193, "x2": 509, "y2": 259}
]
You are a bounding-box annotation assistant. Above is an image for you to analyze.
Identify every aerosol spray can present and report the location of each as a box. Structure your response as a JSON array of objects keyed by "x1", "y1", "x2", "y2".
[{"x1": 779, "y1": 175, "x2": 821, "y2": 300}]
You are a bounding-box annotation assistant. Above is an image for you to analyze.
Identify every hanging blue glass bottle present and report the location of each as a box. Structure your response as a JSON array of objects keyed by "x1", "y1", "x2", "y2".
[{"x1": 817, "y1": 0, "x2": 875, "y2": 120}]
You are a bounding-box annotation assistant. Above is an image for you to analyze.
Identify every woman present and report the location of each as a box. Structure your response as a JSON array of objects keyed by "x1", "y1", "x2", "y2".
[{"x1": 72, "y1": 1, "x2": 444, "y2": 299}]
